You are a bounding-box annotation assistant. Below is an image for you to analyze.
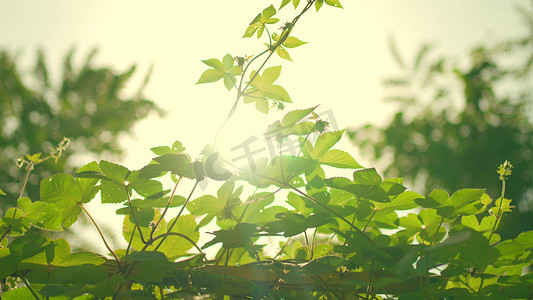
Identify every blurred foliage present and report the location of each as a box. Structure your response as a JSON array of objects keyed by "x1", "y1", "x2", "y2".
[
  {"x1": 348, "y1": 2, "x2": 533, "y2": 239},
  {"x1": 0, "y1": 49, "x2": 163, "y2": 213}
]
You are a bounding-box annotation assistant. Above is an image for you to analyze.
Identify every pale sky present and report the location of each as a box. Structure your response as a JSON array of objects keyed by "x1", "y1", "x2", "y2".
[{"x1": 0, "y1": 0, "x2": 527, "y2": 252}]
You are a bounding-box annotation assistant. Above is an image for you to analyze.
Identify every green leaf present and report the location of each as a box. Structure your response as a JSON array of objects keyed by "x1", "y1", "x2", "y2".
[
  {"x1": 276, "y1": 46, "x2": 292, "y2": 61},
  {"x1": 283, "y1": 36, "x2": 307, "y2": 48},
  {"x1": 196, "y1": 68, "x2": 225, "y2": 84},
  {"x1": 375, "y1": 191, "x2": 422, "y2": 212},
  {"x1": 309, "y1": 130, "x2": 344, "y2": 159},
  {"x1": 315, "y1": 0, "x2": 324, "y2": 11},
  {"x1": 201, "y1": 58, "x2": 224, "y2": 69},
  {"x1": 301, "y1": 256, "x2": 346, "y2": 275},
  {"x1": 152, "y1": 153, "x2": 192, "y2": 176},
  {"x1": 353, "y1": 168, "x2": 382, "y2": 185},
  {"x1": 325, "y1": 0, "x2": 343, "y2": 8},
  {"x1": 202, "y1": 223, "x2": 259, "y2": 249},
  {"x1": 243, "y1": 66, "x2": 291, "y2": 113},
  {"x1": 319, "y1": 149, "x2": 362, "y2": 169},
  {"x1": 122, "y1": 251, "x2": 175, "y2": 282},
  {"x1": 157, "y1": 214, "x2": 200, "y2": 259},
  {"x1": 279, "y1": 0, "x2": 291, "y2": 10},
  {"x1": 281, "y1": 106, "x2": 317, "y2": 128},
  {"x1": 99, "y1": 160, "x2": 130, "y2": 183},
  {"x1": 459, "y1": 231, "x2": 499, "y2": 268},
  {"x1": 41, "y1": 174, "x2": 83, "y2": 204},
  {"x1": 243, "y1": 5, "x2": 279, "y2": 38},
  {"x1": 76, "y1": 161, "x2": 100, "y2": 203},
  {"x1": 0, "y1": 187, "x2": 6, "y2": 195},
  {"x1": 1, "y1": 287, "x2": 36, "y2": 300}
]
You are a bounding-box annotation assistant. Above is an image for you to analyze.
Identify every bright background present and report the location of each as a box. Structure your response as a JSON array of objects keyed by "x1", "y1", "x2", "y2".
[{"x1": 0, "y1": 0, "x2": 527, "y2": 251}]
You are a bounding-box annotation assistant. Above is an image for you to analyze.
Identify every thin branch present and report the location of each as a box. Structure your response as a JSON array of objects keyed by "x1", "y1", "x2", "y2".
[
  {"x1": 125, "y1": 186, "x2": 147, "y2": 244},
  {"x1": 80, "y1": 204, "x2": 121, "y2": 269},
  {"x1": 151, "y1": 176, "x2": 183, "y2": 240},
  {"x1": 154, "y1": 180, "x2": 199, "y2": 251},
  {"x1": 16, "y1": 271, "x2": 40, "y2": 300}
]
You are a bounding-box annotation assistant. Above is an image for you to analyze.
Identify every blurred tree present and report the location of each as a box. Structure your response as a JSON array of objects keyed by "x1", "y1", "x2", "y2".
[
  {"x1": 348, "y1": 3, "x2": 533, "y2": 239},
  {"x1": 0, "y1": 49, "x2": 163, "y2": 213}
]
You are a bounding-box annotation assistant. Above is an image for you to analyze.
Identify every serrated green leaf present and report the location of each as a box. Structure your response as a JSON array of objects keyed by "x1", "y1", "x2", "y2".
[
  {"x1": 201, "y1": 58, "x2": 224, "y2": 69},
  {"x1": 276, "y1": 46, "x2": 292, "y2": 61},
  {"x1": 150, "y1": 146, "x2": 172, "y2": 155},
  {"x1": 223, "y1": 73, "x2": 236, "y2": 90},
  {"x1": 375, "y1": 191, "x2": 422, "y2": 212},
  {"x1": 0, "y1": 187, "x2": 6, "y2": 195},
  {"x1": 281, "y1": 106, "x2": 317, "y2": 128},
  {"x1": 283, "y1": 36, "x2": 307, "y2": 48},
  {"x1": 41, "y1": 174, "x2": 83, "y2": 204},
  {"x1": 76, "y1": 161, "x2": 100, "y2": 203},
  {"x1": 319, "y1": 149, "x2": 362, "y2": 169},
  {"x1": 100, "y1": 160, "x2": 129, "y2": 182},
  {"x1": 310, "y1": 130, "x2": 344, "y2": 159},
  {"x1": 353, "y1": 168, "x2": 382, "y2": 185},
  {"x1": 196, "y1": 69, "x2": 225, "y2": 84},
  {"x1": 222, "y1": 53, "x2": 233, "y2": 69},
  {"x1": 157, "y1": 214, "x2": 200, "y2": 259},
  {"x1": 261, "y1": 66, "x2": 282, "y2": 85}
]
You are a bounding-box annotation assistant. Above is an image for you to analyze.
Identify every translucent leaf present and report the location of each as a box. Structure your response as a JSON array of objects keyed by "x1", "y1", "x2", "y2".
[
  {"x1": 261, "y1": 65, "x2": 282, "y2": 85},
  {"x1": 353, "y1": 168, "x2": 382, "y2": 185},
  {"x1": 310, "y1": 130, "x2": 344, "y2": 159},
  {"x1": 319, "y1": 149, "x2": 362, "y2": 169},
  {"x1": 76, "y1": 161, "x2": 100, "y2": 203},
  {"x1": 100, "y1": 160, "x2": 129, "y2": 183},
  {"x1": 223, "y1": 73, "x2": 235, "y2": 91},
  {"x1": 324, "y1": 0, "x2": 343, "y2": 8},
  {"x1": 375, "y1": 191, "x2": 422, "y2": 212},
  {"x1": 157, "y1": 214, "x2": 200, "y2": 259},
  {"x1": 201, "y1": 58, "x2": 224, "y2": 69},
  {"x1": 283, "y1": 36, "x2": 307, "y2": 48},
  {"x1": 196, "y1": 69, "x2": 225, "y2": 84},
  {"x1": 281, "y1": 106, "x2": 317, "y2": 128},
  {"x1": 276, "y1": 46, "x2": 292, "y2": 61},
  {"x1": 150, "y1": 146, "x2": 172, "y2": 155},
  {"x1": 293, "y1": 0, "x2": 300, "y2": 8},
  {"x1": 40, "y1": 174, "x2": 83, "y2": 204},
  {"x1": 279, "y1": 0, "x2": 291, "y2": 9},
  {"x1": 256, "y1": 98, "x2": 269, "y2": 113},
  {"x1": 222, "y1": 53, "x2": 234, "y2": 70},
  {"x1": 315, "y1": 0, "x2": 324, "y2": 11}
]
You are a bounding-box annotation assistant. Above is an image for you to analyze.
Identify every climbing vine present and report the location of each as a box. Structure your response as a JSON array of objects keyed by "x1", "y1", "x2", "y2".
[{"x1": 1, "y1": 1, "x2": 531, "y2": 299}]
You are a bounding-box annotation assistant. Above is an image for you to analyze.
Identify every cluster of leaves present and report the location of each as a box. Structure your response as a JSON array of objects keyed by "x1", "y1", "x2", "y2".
[
  {"x1": 0, "y1": 48, "x2": 163, "y2": 213},
  {"x1": 1, "y1": 0, "x2": 532, "y2": 299},
  {"x1": 347, "y1": 3, "x2": 533, "y2": 239}
]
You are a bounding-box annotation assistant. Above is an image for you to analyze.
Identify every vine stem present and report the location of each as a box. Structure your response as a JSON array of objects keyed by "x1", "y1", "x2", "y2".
[
  {"x1": 479, "y1": 175, "x2": 508, "y2": 294},
  {"x1": 288, "y1": 184, "x2": 385, "y2": 252},
  {"x1": 125, "y1": 186, "x2": 147, "y2": 244},
  {"x1": 150, "y1": 176, "x2": 183, "y2": 240},
  {"x1": 16, "y1": 271, "x2": 40, "y2": 300},
  {"x1": 80, "y1": 204, "x2": 121, "y2": 270},
  {"x1": 215, "y1": 0, "x2": 316, "y2": 147},
  {"x1": 429, "y1": 216, "x2": 445, "y2": 246},
  {"x1": 365, "y1": 258, "x2": 375, "y2": 300},
  {"x1": 154, "y1": 180, "x2": 199, "y2": 251},
  {"x1": 0, "y1": 163, "x2": 34, "y2": 245}
]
